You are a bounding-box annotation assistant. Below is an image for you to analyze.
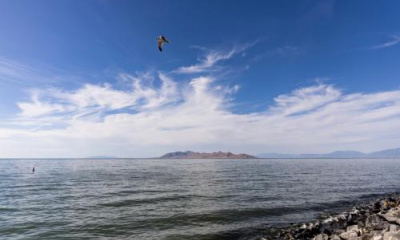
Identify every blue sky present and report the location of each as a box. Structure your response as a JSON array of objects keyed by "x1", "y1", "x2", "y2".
[{"x1": 0, "y1": 0, "x2": 400, "y2": 157}]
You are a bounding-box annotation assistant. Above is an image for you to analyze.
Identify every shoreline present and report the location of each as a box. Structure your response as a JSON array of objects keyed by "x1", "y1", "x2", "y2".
[{"x1": 258, "y1": 193, "x2": 400, "y2": 240}]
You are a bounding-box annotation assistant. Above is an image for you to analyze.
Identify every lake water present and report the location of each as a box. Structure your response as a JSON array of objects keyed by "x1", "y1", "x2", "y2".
[{"x1": 1, "y1": 158, "x2": 400, "y2": 240}]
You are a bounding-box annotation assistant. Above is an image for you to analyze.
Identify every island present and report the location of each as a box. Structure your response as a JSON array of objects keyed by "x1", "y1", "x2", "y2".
[{"x1": 159, "y1": 151, "x2": 257, "y2": 159}]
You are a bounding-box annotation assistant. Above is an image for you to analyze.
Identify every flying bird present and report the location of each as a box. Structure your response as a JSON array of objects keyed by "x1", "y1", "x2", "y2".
[{"x1": 157, "y1": 36, "x2": 170, "y2": 52}]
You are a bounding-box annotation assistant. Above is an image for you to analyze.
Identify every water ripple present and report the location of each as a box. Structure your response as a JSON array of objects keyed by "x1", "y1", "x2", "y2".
[{"x1": 1, "y1": 158, "x2": 400, "y2": 240}]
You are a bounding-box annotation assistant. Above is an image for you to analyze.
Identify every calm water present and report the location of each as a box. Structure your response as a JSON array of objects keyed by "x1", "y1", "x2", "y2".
[{"x1": 1, "y1": 158, "x2": 400, "y2": 240}]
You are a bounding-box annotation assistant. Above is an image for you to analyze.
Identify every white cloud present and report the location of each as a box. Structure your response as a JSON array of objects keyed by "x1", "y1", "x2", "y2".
[
  {"x1": 1, "y1": 46, "x2": 400, "y2": 158},
  {"x1": 1, "y1": 72, "x2": 400, "y2": 158},
  {"x1": 371, "y1": 35, "x2": 400, "y2": 50},
  {"x1": 271, "y1": 84, "x2": 341, "y2": 116},
  {"x1": 0, "y1": 57, "x2": 70, "y2": 86},
  {"x1": 17, "y1": 91, "x2": 67, "y2": 117},
  {"x1": 175, "y1": 41, "x2": 258, "y2": 74}
]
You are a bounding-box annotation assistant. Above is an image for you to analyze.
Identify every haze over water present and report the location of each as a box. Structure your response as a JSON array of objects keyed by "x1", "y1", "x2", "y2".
[{"x1": 1, "y1": 158, "x2": 400, "y2": 240}]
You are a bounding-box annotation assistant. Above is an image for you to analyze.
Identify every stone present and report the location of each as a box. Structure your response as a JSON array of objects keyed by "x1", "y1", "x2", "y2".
[
  {"x1": 383, "y1": 231, "x2": 400, "y2": 240},
  {"x1": 295, "y1": 228, "x2": 312, "y2": 239},
  {"x1": 284, "y1": 233, "x2": 295, "y2": 240},
  {"x1": 373, "y1": 234, "x2": 384, "y2": 240},
  {"x1": 348, "y1": 225, "x2": 360, "y2": 233},
  {"x1": 314, "y1": 233, "x2": 329, "y2": 240},
  {"x1": 383, "y1": 200, "x2": 398, "y2": 210},
  {"x1": 390, "y1": 225, "x2": 400, "y2": 232},
  {"x1": 330, "y1": 234, "x2": 341, "y2": 240},
  {"x1": 380, "y1": 209, "x2": 400, "y2": 225},
  {"x1": 359, "y1": 227, "x2": 366, "y2": 235},
  {"x1": 330, "y1": 219, "x2": 347, "y2": 231},
  {"x1": 319, "y1": 222, "x2": 333, "y2": 235},
  {"x1": 339, "y1": 213, "x2": 349, "y2": 220},
  {"x1": 366, "y1": 214, "x2": 390, "y2": 230},
  {"x1": 340, "y1": 232, "x2": 350, "y2": 239},
  {"x1": 359, "y1": 221, "x2": 366, "y2": 228},
  {"x1": 259, "y1": 196, "x2": 400, "y2": 240},
  {"x1": 332, "y1": 229, "x2": 346, "y2": 235},
  {"x1": 372, "y1": 201, "x2": 382, "y2": 213},
  {"x1": 340, "y1": 231, "x2": 359, "y2": 239},
  {"x1": 359, "y1": 232, "x2": 375, "y2": 240}
]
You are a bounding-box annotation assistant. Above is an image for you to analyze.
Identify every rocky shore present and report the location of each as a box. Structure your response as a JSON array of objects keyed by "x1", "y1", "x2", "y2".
[{"x1": 260, "y1": 194, "x2": 400, "y2": 240}]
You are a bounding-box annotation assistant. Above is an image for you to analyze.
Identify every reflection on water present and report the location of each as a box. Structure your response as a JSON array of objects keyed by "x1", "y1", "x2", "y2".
[{"x1": 0, "y1": 158, "x2": 399, "y2": 240}]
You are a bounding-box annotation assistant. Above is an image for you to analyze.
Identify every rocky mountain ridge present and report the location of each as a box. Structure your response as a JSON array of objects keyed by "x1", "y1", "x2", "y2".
[{"x1": 159, "y1": 151, "x2": 257, "y2": 159}]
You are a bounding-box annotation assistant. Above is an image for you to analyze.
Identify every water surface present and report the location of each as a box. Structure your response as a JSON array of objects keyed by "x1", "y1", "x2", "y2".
[{"x1": 1, "y1": 158, "x2": 399, "y2": 240}]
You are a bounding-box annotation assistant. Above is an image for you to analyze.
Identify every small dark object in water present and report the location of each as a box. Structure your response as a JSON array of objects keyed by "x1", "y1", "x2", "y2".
[{"x1": 32, "y1": 167, "x2": 35, "y2": 173}]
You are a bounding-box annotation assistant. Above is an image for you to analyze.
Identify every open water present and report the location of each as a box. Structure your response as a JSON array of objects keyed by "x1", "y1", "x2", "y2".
[{"x1": 1, "y1": 158, "x2": 399, "y2": 240}]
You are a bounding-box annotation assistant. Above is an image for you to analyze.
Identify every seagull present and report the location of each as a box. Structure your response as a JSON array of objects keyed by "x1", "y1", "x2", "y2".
[{"x1": 157, "y1": 35, "x2": 170, "y2": 52}]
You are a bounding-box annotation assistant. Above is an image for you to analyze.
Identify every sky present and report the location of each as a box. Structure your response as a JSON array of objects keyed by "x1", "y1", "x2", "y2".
[{"x1": 0, "y1": 0, "x2": 400, "y2": 158}]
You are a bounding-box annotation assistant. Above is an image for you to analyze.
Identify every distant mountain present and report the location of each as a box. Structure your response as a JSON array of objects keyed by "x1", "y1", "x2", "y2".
[
  {"x1": 160, "y1": 151, "x2": 257, "y2": 159},
  {"x1": 321, "y1": 151, "x2": 366, "y2": 158},
  {"x1": 367, "y1": 148, "x2": 400, "y2": 158},
  {"x1": 86, "y1": 156, "x2": 117, "y2": 159},
  {"x1": 299, "y1": 151, "x2": 366, "y2": 159},
  {"x1": 256, "y1": 153, "x2": 299, "y2": 158},
  {"x1": 257, "y1": 148, "x2": 400, "y2": 159}
]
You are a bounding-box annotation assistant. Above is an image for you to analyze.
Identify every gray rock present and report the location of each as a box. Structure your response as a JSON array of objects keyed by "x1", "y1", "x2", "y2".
[
  {"x1": 358, "y1": 221, "x2": 366, "y2": 228},
  {"x1": 340, "y1": 231, "x2": 358, "y2": 239},
  {"x1": 284, "y1": 233, "x2": 295, "y2": 240},
  {"x1": 319, "y1": 222, "x2": 334, "y2": 235},
  {"x1": 314, "y1": 233, "x2": 329, "y2": 240},
  {"x1": 380, "y1": 209, "x2": 400, "y2": 225},
  {"x1": 372, "y1": 233, "x2": 384, "y2": 240},
  {"x1": 339, "y1": 213, "x2": 349, "y2": 221},
  {"x1": 372, "y1": 201, "x2": 383, "y2": 213},
  {"x1": 365, "y1": 214, "x2": 390, "y2": 231},
  {"x1": 330, "y1": 219, "x2": 347, "y2": 232},
  {"x1": 383, "y1": 231, "x2": 400, "y2": 240},
  {"x1": 347, "y1": 225, "x2": 360, "y2": 233},
  {"x1": 359, "y1": 227, "x2": 367, "y2": 236},
  {"x1": 332, "y1": 229, "x2": 346, "y2": 235},
  {"x1": 390, "y1": 225, "x2": 400, "y2": 232},
  {"x1": 259, "y1": 195, "x2": 400, "y2": 240},
  {"x1": 359, "y1": 232, "x2": 376, "y2": 240},
  {"x1": 329, "y1": 234, "x2": 341, "y2": 240}
]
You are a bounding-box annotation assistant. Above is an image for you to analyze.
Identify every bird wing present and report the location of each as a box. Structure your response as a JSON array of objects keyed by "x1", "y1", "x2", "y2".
[
  {"x1": 162, "y1": 36, "x2": 170, "y2": 43},
  {"x1": 158, "y1": 39, "x2": 163, "y2": 51}
]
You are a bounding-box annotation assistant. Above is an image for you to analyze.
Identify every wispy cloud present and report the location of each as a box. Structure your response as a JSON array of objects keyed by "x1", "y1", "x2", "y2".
[
  {"x1": 0, "y1": 57, "x2": 71, "y2": 86},
  {"x1": 1, "y1": 45, "x2": 400, "y2": 158},
  {"x1": 15, "y1": 72, "x2": 181, "y2": 122},
  {"x1": 251, "y1": 45, "x2": 302, "y2": 62},
  {"x1": 371, "y1": 35, "x2": 400, "y2": 50},
  {"x1": 1, "y1": 74, "x2": 400, "y2": 157},
  {"x1": 175, "y1": 41, "x2": 259, "y2": 74},
  {"x1": 270, "y1": 84, "x2": 341, "y2": 116}
]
